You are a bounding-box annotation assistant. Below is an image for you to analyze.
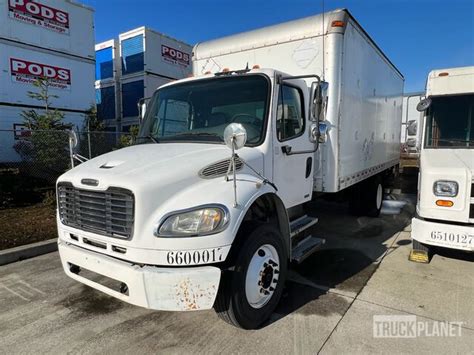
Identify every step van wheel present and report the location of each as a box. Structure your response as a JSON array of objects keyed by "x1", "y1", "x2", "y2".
[{"x1": 214, "y1": 224, "x2": 287, "y2": 329}]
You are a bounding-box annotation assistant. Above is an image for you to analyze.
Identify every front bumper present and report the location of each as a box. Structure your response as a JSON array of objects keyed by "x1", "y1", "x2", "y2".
[
  {"x1": 411, "y1": 217, "x2": 474, "y2": 252},
  {"x1": 58, "y1": 240, "x2": 221, "y2": 311}
]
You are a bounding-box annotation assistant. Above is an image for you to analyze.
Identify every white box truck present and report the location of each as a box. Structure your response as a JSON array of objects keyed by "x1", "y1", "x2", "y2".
[
  {"x1": 410, "y1": 66, "x2": 474, "y2": 262},
  {"x1": 56, "y1": 9, "x2": 403, "y2": 329}
]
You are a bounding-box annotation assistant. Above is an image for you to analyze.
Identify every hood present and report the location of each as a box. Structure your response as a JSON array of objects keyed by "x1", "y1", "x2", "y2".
[
  {"x1": 421, "y1": 149, "x2": 474, "y2": 173},
  {"x1": 59, "y1": 142, "x2": 264, "y2": 194}
]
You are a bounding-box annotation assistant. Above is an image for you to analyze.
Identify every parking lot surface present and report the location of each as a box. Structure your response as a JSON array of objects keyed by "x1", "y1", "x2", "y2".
[{"x1": 0, "y1": 195, "x2": 472, "y2": 354}]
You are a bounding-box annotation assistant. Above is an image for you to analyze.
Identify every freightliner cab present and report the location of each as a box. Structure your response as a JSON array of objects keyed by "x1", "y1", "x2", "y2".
[{"x1": 57, "y1": 9, "x2": 403, "y2": 329}]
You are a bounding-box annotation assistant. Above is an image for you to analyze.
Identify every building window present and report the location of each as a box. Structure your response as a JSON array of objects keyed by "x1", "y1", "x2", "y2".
[
  {"x1": 96, "y1": 86, "x2": 116, "y2": 120},
  {"x1": 276, "y1": 85, "x2": 305, "y2": 141},
  {"x1": 121, "y1": 35, "x2": 144, "y2": 75},
  {"x1": 122, "y1": 80, "x2": 144, "y2": 117},
  {"x1": 96, "y1": 47, "x2": 114, "y2": 80}
]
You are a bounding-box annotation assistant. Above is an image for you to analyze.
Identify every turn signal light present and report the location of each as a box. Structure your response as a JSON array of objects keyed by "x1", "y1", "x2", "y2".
[
  {"x1": 436, "y1": 200, "x2": 453, "y2": 207},
  {"x1": 331, "y1": 20, "x2": 345, "y2": 27},
  {"x1": 222, "y1": 68, "x2": 230, "y2": 72}
]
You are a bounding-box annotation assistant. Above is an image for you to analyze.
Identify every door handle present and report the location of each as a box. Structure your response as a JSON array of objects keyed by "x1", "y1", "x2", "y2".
[
  {"x1": 281, "y1": 145, "x2": 292, "y2": 154},
  {"x1": 281, "y1": 145, "x2": 318, "y2": 155}
]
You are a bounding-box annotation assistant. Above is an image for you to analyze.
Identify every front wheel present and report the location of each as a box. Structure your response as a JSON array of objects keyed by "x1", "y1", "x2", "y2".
[{"x1": 214, "y1": 224, "x2": 287, "y2": 329}]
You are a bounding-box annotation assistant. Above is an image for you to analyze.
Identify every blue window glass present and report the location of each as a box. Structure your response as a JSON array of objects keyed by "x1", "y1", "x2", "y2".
[
  {"x1": 122, "y1": 80, "x2": 144, "y2": 117},
  {"x1": 121, "y1": 35, "x2": 144, "y2": 75},
  {"x1": 96, "y1": 86, "x2": 116, "y2": 120},
  {"x1": 96, "y1": 47, "x2": 114, "y2": 80}
]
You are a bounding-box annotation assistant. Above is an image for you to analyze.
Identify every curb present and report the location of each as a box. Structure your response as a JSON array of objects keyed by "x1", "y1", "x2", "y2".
[{"x1": 0, "y1": 238, "x2": 58, "y2": 266}]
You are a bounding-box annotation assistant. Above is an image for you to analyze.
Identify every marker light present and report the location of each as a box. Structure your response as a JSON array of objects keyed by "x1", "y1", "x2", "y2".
[
  {"x1": 204, "y1": 70, "x2": 211, "y2": 74},
  {"x1": 438, "y1": 72, "x2": 449, "y2": 77},
  {"x1": 222, "y1": 68, "x2": 230, "y2": 72},
  {"x1": 436, "y1": 200, "x2": 454, "y2": 207},
  {"x1": 331, "y1": 20, "x2": 345, "y2": 27},
  {"x1": 252, "y1": 64, "x2": 260, "y2": 69}
]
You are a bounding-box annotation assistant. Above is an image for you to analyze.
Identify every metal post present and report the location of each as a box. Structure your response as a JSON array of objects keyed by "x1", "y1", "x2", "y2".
[{"x1": 232, "y1": 137, "x2": 238, "y2": 208}]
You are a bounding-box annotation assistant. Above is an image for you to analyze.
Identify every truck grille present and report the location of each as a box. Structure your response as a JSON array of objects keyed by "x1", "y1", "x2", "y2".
[{"x1": 57, "y1": 183, "x2": 134, "y2": 239}]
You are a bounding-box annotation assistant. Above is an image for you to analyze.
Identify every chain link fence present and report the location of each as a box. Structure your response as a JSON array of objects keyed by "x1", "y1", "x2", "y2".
[{"x1": 0, "y1": 129, "x2": 133, "y2": 207}]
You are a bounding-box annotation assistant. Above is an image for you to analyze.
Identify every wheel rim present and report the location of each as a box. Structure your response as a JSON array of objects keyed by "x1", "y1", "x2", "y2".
[
  {"x1": 245, "y1": 244, "x2": 280, "y2": 309},
  {"x1": 376, "y1": 183, "x2": 383, "y2": 210}
]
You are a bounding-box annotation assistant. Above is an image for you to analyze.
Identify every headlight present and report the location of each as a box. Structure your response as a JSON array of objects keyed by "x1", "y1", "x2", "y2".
[
  {"x1": 433, "y1": 180, "x2": 458, "y2": 197},
  {"x1": 156, "y1": 205, "x2": 229, "y2": 237}
]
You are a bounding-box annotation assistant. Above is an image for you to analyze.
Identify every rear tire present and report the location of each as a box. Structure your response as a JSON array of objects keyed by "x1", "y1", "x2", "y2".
[
  {"x1": 349, "y1": 176, "x2": 383, "y2": 217},
  {"x1": 214, "y1": 223, "x2": 287, "y2": 329},
  {"x1": 366, "y1": 176, "x2": 384, "y2": 217}
]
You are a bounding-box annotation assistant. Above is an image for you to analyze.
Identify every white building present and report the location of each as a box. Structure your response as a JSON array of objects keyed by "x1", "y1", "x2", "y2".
[
  {"x1": 0, "y1": 0, "x2": 95, "y2": 162},
  {"x1": 95, "y1": 27, "x2": 193, "y2": 132}
]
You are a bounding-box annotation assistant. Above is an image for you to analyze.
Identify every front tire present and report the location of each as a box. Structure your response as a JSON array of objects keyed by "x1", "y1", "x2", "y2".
[{"x1": 214, "y1": 223, "x2": 287, "y2": 329}]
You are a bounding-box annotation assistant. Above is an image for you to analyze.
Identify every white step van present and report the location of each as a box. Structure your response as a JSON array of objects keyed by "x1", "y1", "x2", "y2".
[
  {"x1": 410, "y1": 66, "x2": 474, "y2": 262},
  {"x1": 57, "y1": 9, "x2": 403, "y2": 328}
]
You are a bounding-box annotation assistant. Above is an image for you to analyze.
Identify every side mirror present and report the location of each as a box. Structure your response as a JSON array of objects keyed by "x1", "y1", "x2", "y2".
[
  {"x1": 138, "y1": 97, "x2": 149, "y2": 122},
  {"x1": 310, "y1": 81, "x2": 329, "y2": 122},
  {"x1": 318, "y1": 122, "x2": 328, "y2": 143},
  {"x1": 406, "y1": 138, "x2": 417, "y2": 148},
  {"x1": 309, "y1": 122, "x2": 319, "y2": 143},
  {"x1": 224, "y1": 123, "x2": 247, "y2": 150},
  {"x1": 68, "y1": 130, "x2": 78, "y2": 148},
  {"x1": 407, "y1": 120, "x2": 417, "y2": 136},
  {"x1": 416, "y1": 97, "x2": 431, "y2": 112}
]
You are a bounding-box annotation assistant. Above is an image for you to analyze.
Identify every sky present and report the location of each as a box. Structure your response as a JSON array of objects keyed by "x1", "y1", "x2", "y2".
[{"x1": 83, "y1": 0, "x2": 474, "y2": 93}]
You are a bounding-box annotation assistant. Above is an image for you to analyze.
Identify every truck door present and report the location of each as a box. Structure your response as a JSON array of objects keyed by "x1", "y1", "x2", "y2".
[{"x1": 273, "y1": 81, "x2": 315, "y2": 208}]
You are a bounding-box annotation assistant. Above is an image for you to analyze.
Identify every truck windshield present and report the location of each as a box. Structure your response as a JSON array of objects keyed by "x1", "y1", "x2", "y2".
[
  {"x1": 137, "y1": 75, "x2": 269, "y2": 145},
  {"x1": 425, "y1": 94, "x2": 474, "y2": 148}
]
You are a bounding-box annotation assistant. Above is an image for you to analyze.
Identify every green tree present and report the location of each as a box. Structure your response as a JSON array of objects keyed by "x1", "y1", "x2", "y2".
[
  {"x1": 78, "y1": 105, "x2": 109, "y2": 158},
  {"x1": 118, "y1": 125, "x2": 139, "y2": 148},
  {"x1": 14, "y1": 78, "x2": 72, "y2": 181}
]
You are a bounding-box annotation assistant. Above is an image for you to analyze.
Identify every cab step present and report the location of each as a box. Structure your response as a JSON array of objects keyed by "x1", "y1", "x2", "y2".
[
  {"x1": 290, "y1": 215, "x2": 318, "y2": 237},
  {"x1": 291, "y1": 235, "x2": 325, "y2": 264}
]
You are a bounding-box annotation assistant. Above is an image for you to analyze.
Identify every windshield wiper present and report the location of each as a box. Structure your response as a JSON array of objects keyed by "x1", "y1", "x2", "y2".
[
  {"x1": 170, "y1": 132, "x2": 222, "y2": 140},
  {"x1": 434, "y1": 138, "x2": 474, "y2": 145},
  {"x1": 137, "y1": 134, "x2": 159, "y2": 143}
]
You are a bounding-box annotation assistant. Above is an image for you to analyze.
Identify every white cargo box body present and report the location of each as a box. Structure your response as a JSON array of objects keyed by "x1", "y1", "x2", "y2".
[
  {"x1": 0, "y1": 0, "x2": 94, "y2": 60},
  {"x1": 120, "y1": 72, "x2": 170, "y2": 123},
  {"x1": 193, "y1": 9, "x2": 404, "y2": 192},
  {"x1": 0, "y1": 41, "x2": 94, "y2": 111},
  {"x1": 0, "y1": 105, "x2": 86, "y2": 162},
  {"x1": 119, "y1": 27, "x2": 192, "y2": 81}
]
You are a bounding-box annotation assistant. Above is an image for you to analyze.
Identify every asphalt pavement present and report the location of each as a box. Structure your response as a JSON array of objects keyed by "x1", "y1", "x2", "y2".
[{"x1": 0, "y1": 194, "x2": 472, "y2": 354}]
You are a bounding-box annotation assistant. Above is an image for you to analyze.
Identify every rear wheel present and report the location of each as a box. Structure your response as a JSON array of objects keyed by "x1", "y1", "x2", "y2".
[
  {"x1": 349, "y1": 175, "x2": 384, "y2": 217},
  {"x1": 366, "y1": 176, "x2": 384, "y2": 217},
  {"x1": 214, "y1": 224, "x2": 287, "y2": 329}
]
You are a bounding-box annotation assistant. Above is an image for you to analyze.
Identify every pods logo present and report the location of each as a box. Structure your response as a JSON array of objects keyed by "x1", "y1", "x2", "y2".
[
  {"x1": 162, "y1": 45, "x2": 190, "y2": 67},
  {"x1": 10, "y1": 58, "x2": 71, "y2": 90},
  {"x1": 8, "y1": 0, "x2": 70, "y2": 34}
]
